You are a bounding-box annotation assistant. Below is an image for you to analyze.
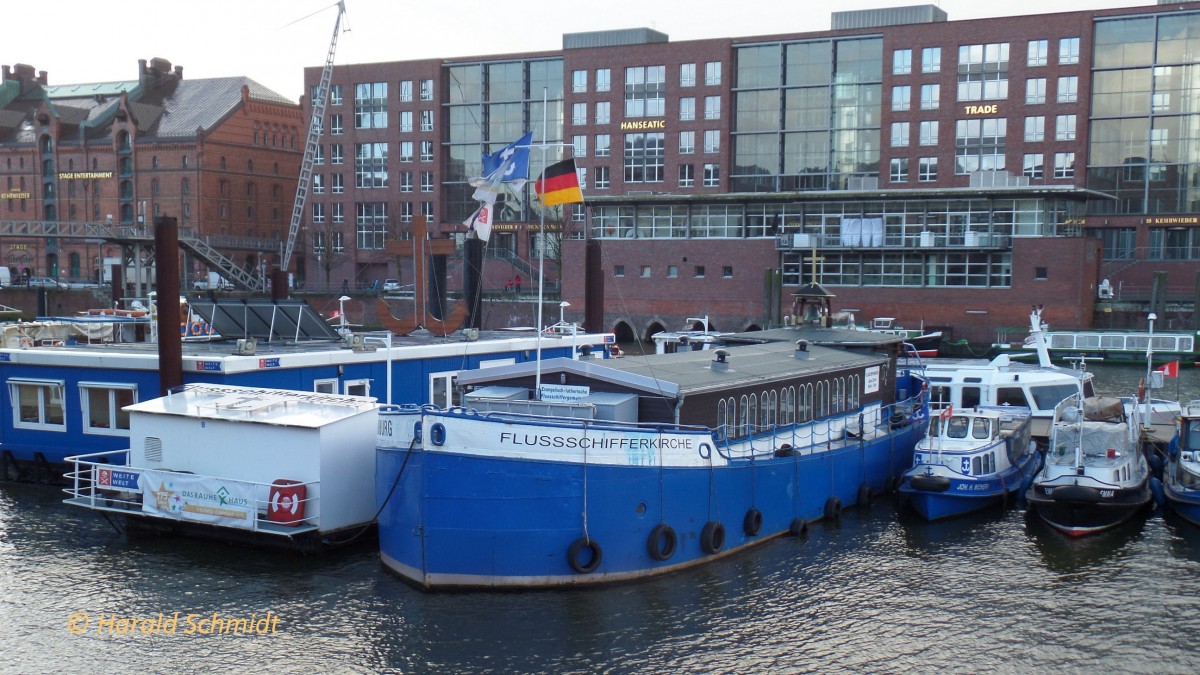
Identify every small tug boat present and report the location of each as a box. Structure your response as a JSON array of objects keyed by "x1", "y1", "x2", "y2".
[
  {"x1": 1164, "y1": 400, "x2": 1200, "y2": 526},
  {"x1": 899, "y1": 405, "x2": 1039, "y2": 521},
  {"x1": 1026, "y1": 394, "x2": 1154, "y2": 537}
]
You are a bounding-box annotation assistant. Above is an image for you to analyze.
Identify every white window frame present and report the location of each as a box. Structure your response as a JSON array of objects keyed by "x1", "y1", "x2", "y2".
[
  {"x1": 313, "y1": 378, "x2": 338, "y2": 394},
  {"x1": 9, "y1": 378, "x2": 66, "y2": 431},
  {"x1": 344, "y1": 378, "x2": 371, "y2": 397},
  {"x1": 79, "y1": 382, "x2": 137, "y2": 436}
]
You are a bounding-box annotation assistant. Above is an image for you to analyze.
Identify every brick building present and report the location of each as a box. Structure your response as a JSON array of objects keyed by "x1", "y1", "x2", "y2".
[
  {"x1": 302, "y1": 2, "x2": 1199, "y2": 341},
  {"x1": 0, "y1": 58, "x2": 301, "y2": 286}
]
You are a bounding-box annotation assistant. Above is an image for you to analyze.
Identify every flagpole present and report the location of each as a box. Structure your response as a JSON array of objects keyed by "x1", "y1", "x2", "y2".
[{"x1": 535, "y1": 86, "x2": 547, "y2": 397}]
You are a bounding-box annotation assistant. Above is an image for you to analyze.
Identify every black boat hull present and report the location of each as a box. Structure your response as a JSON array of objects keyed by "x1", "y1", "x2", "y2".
[{"x1": 1025, "y1": 479, "x2": 1152, "y2": 537}]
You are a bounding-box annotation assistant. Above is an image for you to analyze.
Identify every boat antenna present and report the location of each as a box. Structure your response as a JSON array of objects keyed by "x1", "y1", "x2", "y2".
[{"x1": 1143, "y1": 312, "x2": 1157, "y2": 429}]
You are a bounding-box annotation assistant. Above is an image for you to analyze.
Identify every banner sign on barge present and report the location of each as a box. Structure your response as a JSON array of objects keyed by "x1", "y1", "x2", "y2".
[{"x1": 140, "y1": 470, "x2": 257, "y2": 530}]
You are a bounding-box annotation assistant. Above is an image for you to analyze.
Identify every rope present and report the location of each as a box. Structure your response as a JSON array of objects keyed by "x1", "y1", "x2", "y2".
[{"x1": 325, "y1": 434, "x2": 415, "y2": 545}]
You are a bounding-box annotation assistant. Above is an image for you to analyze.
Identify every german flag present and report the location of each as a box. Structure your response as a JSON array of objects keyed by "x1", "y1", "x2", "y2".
[{"x1": 535, "y1": 158, "x2": 583, "y2": 206}]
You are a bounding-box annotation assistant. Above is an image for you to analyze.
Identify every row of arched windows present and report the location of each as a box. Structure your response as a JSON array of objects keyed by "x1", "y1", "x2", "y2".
[{"x1": 716, "y1": 375, "x2": 863, "y2": 440}]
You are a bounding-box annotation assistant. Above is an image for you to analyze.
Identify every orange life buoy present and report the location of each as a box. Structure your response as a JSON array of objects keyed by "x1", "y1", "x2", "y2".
[{"x1": 188, "y1": 321, "x2": 203, "y2": 336}]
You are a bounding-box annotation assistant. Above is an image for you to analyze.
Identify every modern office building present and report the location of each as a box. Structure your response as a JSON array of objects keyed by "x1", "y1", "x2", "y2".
[{"x1": 0, "y1": 58, "x2": 301, "y2": 286}]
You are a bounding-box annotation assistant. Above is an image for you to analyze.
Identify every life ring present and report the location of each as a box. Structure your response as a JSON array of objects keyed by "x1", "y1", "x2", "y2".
[
  {"x1": 743, "y1": 508, "x2": 763, "y2": 536},
  {"x1": 188, "y1": 321, "x2": 203, "y2": 337},
  {"x1": 700, "y1": 521, "x2": 725, "y2": 554},
  {"x1": 610, "y1": 345, "x2": 622, "y2": 358},
  {"x1": 567, "y1": 537, "x2": 603, "y2": 574},
  {"x1": 646, "y1": 524, "x2": 677, "y2": 561},
  {"x1": 17, "y1": 337, "x2": 34, "y2": 349},
  {"x1": 823, "y1": 496, "x2": 842, "y2": 521}
]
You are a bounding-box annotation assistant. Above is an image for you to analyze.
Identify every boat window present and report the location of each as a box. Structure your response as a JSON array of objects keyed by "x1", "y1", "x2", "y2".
[
  {"x1": 947, "y1": 416, "x2": 969, "y2": 439},
  {"x1": 1029, "y1": 384, "x2": 1079, "y2": 410},
  {"x1": 799, "y1": 384, "x2": 812, "y2": 422},
  {"x1": 972, "y1": 456, "x2": 981, "y2": 475},
  {"x1": 726, "y1": 397, "x2": 738, "y2": 438},
  {"x1": 780, "y1": 387, "x2": 794, "y2": 426},
  {"x1": 848, "y1": 375, "x2": 860, "y2": 409},
  {"x1": 972, "y1": 417, "x2": 990, "y2": 439},
  {"x1": 1186, "y1": 421, "x2": 1200, "y2": 451},
  {"x1": 996, "y1": 387, "x2": 1030, "y2": 408},
  {"x1": 928, "y1": 417, "x2": 941, "y2": 436},
  {"x1": 8, "y1": 379, "x2": 66, "y2": 431},
  {"x1": 962, "y1": 386, "x2": 981, "y2": 409},
  {"x1": 717, "y1": 398, "x2": 727, "y2": 438},
  {"x1": 346, "y1": 379, "x2": 371, "y2": 398},
  {"x1": 79, "y1": 382, "x2": 137, "y2": 435}
]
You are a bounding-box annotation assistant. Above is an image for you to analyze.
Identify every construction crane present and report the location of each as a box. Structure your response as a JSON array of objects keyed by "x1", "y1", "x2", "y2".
[{"x1": 281, "y1": 0, "x2": 348, "y2": 273}]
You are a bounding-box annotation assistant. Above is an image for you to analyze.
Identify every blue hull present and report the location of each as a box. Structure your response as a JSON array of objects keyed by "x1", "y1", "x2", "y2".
[
  {"x1": 1164, "y1": 484, "x2": 1200, "y2": 528},
  {"x1": 377, "y1": 416, "x2": 922, "y2": 589},
  {"x1": 900, "y1": 451, "x2": 1041, "y2": 522}
]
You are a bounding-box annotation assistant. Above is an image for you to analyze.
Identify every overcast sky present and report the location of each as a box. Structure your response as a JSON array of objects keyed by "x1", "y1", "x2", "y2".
[{"x1": 6, "y1": 0, "x2": 1148, "y2": 102}]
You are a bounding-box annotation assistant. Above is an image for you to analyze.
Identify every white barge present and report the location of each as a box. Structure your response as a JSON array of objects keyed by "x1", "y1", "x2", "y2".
[{"x1": 63, "y1": 384, "x2": 380, "y2": 549}]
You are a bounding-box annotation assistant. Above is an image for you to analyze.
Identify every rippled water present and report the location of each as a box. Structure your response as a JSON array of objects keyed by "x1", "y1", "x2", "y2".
[{"x1": 2, "y1": 364, "x2": 1198, "y2": 673}]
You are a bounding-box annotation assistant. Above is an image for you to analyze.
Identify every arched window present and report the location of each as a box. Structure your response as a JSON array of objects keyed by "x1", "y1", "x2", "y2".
[
  {"x1": 717, "y1": 399, "x2": 727, "y2": 439},
  {"x1": 69, "y1": 252, "x2": 80, "y2": 278},
  {"x1": 781, "y1": 387, "x2": 794, "y2": 426},
  {"x1": 247, "y1": 159, "x2": 253, "y2": 172},
  {"x1": 848, "y1": 375, "x2": 860, "y2": 409},
  {"x1": 181, "y1": 178, "x2": 190, "y2": 196},
  {"x1": 746, "y1": 394, "x2": 758, "y2": 436},
  {"x1": 40, "y1": 135, "x2": 53, "y2": 153},
  {"x1": 151, "y1": 178, "x2": 160, "y2": 196},
  {"x1": 815, "y1": 381, "x2": 828, "y2": 418},
  {"x1": 117, "y1": 130, "x2": 131, "y2": 151}
]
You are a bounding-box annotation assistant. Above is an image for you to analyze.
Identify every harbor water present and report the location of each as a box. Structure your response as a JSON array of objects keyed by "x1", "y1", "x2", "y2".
[{"x1": 2, "y1": 363, "x2": 1199, "y2": 673}]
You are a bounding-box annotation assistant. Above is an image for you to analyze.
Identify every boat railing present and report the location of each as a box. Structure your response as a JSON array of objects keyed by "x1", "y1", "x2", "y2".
[
  {"x1": 62, "y1": 449, "x2": 321, "y2": 535},
  {"x1": 716, "y1": 394, "x2": 925, "y2": 456}
]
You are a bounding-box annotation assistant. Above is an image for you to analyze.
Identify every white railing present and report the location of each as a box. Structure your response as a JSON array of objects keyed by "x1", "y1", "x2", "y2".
[{"x1": 62, "y1": 449, "x2": 320, "y2": 534}]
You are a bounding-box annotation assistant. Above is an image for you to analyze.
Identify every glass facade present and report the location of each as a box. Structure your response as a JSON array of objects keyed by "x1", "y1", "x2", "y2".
[{"x1": 1088, "y1": 11, "x2": 1200, "y2": 214}]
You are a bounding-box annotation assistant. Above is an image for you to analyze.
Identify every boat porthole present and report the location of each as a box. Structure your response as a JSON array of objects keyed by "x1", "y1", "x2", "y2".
[
  {"x1": 743, "y1": 508, "x2": 763, "y2": 536},
  {"x1": 413, "y1": 420, "x2": 422, "y2": 443},
  {"x1": 635, "y1": 502, "x2": 647, "y2": 515},
  {"x1": 789, "y1": 518, "x2": 808, "y2": 537},
  {"x1": 646, "y1": 524, "x2": 677, "y2": 561},
  {"x1": 567, "y1": 537, "x2": 603, "y2": 574},
  {"x1": 429, "y1": 423, "x2": 446, "y2": 446},
  {"x1": 824, "y1": 496, "x2": 842, "y2": 521},
  {"x1": 700, "y1": 521, "x2": 725, "y2": 554},
  {"x1": 699, "y1": 443, "x2": 712, "y2": 459}
]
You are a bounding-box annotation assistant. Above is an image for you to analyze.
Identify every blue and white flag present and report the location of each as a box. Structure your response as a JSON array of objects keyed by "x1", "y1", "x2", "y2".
[{"x1": 481, "y1": 132, "x2": 532, "y2": 182}]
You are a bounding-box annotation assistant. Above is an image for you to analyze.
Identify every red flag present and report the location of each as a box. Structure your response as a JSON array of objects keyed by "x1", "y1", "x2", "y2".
[
  {"x1": 1158, "y1": 360, "x2": 1179, "y2": 378},
  {"x1": 939, "y1": 405, "x2": 953, "y2": 420}
]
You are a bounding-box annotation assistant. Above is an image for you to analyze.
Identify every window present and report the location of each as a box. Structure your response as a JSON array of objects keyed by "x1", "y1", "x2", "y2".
[
  {"x1": 354, "y1": 142, "x2": 388, "y2": 189},
  {"x1": 957, "y1": 43, "x2": 1009, "y2": 101},
  {"x1": 596, "y1": 101, "x2": 611, "y2": 124},
  {"x1": 625, "y1": 65, "x2": 666, "y2": 117},
  {"x1": 893, "y1": 49, "x2": 912, "y2": 75},
  {"x1": 572, "y1": 102, "x2": 587, "y2": 125},
  {"x1": 1028, "y1": 39, "x2": 1048, "y2": 67},
  {"x1": 312, "y1": 202, "x2": 325, "y2": 223},
  {"x1": 922, "y1": 47, "x2": 941, "y2": 73},
  {"x1": 330, "y1": 114, "x2": 344, "y2": 134},
  {"x1": 680, "y1": 130, "x2": 695, "y2": 154},
  {"x1": 1023, "y1": 153, "x2": 1044, "y2": 179},
  {"x1": 572, "y1": 69, "x2": 588, "y2": 93},
  {"x1": 613, "y1": 265, "x2": 625, "y2": 277},
  {"x1": 919, "y1": 120, "x2": 938, "y2": 146},
  {"x1": 420, "y1": 79, "x2": 433, "y2": 101},
  {"x1": 10, "y1": 379, "x2": 65, "y2": 430},
  {"x1": 703, "y1": 163, "x2": 720, "y2": 187},
  {"x1": 704, "y1": 130, "x2": 720, "y2": 153},
  {"x1": 354, "y1": 82, "x2": 388, "y2": 129},
  {"x1": 398, "y1": 201, "x2": 413, "y2": 223},
  {"x1": 333, "y1": 202, "x2": 344, "y2": 223},
  {"x1": 623, "y1": 132, "x2": 665, "y2": 183},
  {"x1": 576, "y1": 166, "x2": 587, "y2": 189},
  {"x1": 595, "y1": 134, "x2": 611, "y2": 157},
  {"x1": 400, "y1": 80, "x2": 413, "y2": 102},
  {"x1": 680, "y1": 97, "x2": 695, "y2": 121},
  {"x1": 1059, "y1": 37, "x2": 1080, "y2": 65},
  {"x1": 891, "y1": 122, "x2": 910, "y2": 147},
  {"x1": 640, "y1": 265, "x2": 652, "y2": 277},
  {"x1": 694, "y1": 265, "x2": 705, "y2": 278},
  {"x1": 917, "y1": 84, "x2": 940, "y2": 112},
  {"x1": 1053, "y1": 152, "x2": 1075, "y2": 178},
  {"x1": 1026, "y1": 78, "x2": 1047, "y2": 105},
  {"x1": 331, "y1": 173, "x2": 344, "y2": 194},
  {"x1": 1055, "y1": 114, "x2": 1076, "y2": 141},
  {"x1": 420, "y1": 110, "x2": 433, "y2": 132},
  {"x1": 705, "y1": 61, "x2": 721, "y2": 86},
  {"x1": 679, "y1": 163, "x2": 695, "y2": 186},
  {"x1": 573, "y1": 134, "x2": 587, "y2": 157},
  {"x1": 330, "y1": 84, "x2": 344, "y2": 105},
  {"x1": 890, "y1": 157, "x2": 909, "y2": 183},
  {"x1": 722, "y1": 266, "x2": 733, "y2": 278},
  {"x1": 400, "y1": 141, "x2": 414, "y2": 162},
  {"x1": 331, "y1": 144, "x2": 344, "y2": 165},
  {"x1": 1035, "y1": 266, "x2": 1048, "y2": 280},
  {"x1": 1057, "y1": 76, "x2": 1078, "y2": 103},
  {"x1": 400, "y1": 110, "x2": 413, "y2": 133},
  {"x1": 314, "y1": 144, "x2": 325, "y2": 165},
  {"x1": 665, "y1": 265, "x2": 678, "y2": 278},
  {"x1": 703, "y1": 96, "x2": 721, "y2": 120},
  {"x1": 918, "y1": 156, "x2": 938, "y2": 182},
  {"x1": 595, "y1": 165, "x2": 610, "y2": 189},
  {"x1": 80, "y1": 383, "x2": 136, "y2": 435},
  {"x1": 356, "y1": 202, "x2": 388, "y2": 249},
  {"x1": 596, "y1": 68, "x2": 611, "y2": 92},
  {"x1": 420, "y1": 171, "x2": 433, "y2": 192},
  {"x1": 399, "y1": 171, "x2": 413, "y2": 193},
  {"x1": 420, "y1": 140, "x2": 434, "y2": 162},
  {"x1": 956, "y1": 117, "x2": 1007, "y2": 174},
  {"x1": 680, "y1": 63, "x2": 696, "y2": 87},
  {"x1": 1024, "y1": 116, "x2": 1045, "y2": 142},
  {"x1": 892, "y1": 85, "x2": 911, "y2": 111}
]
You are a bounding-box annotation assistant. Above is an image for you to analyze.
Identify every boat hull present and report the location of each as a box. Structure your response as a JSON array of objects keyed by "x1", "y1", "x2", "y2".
[
  {"x1": 1025, "y1": 479, "x2": 1152, "y2": 536},
  {"x1": 1164, "y1": 482, "x2": 1200, "y2": 528},
  {"x1": 377, "y1": 412, "x2": 922, "y2": 589},
  {"x1": 900, "y1": 450, "x2": 1041, "y2": 521}
]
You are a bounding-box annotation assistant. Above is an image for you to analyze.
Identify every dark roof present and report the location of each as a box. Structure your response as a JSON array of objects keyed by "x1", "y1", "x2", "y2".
[{"x1": 132, "y1": 77, "x2": 293, "y2": 138}]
